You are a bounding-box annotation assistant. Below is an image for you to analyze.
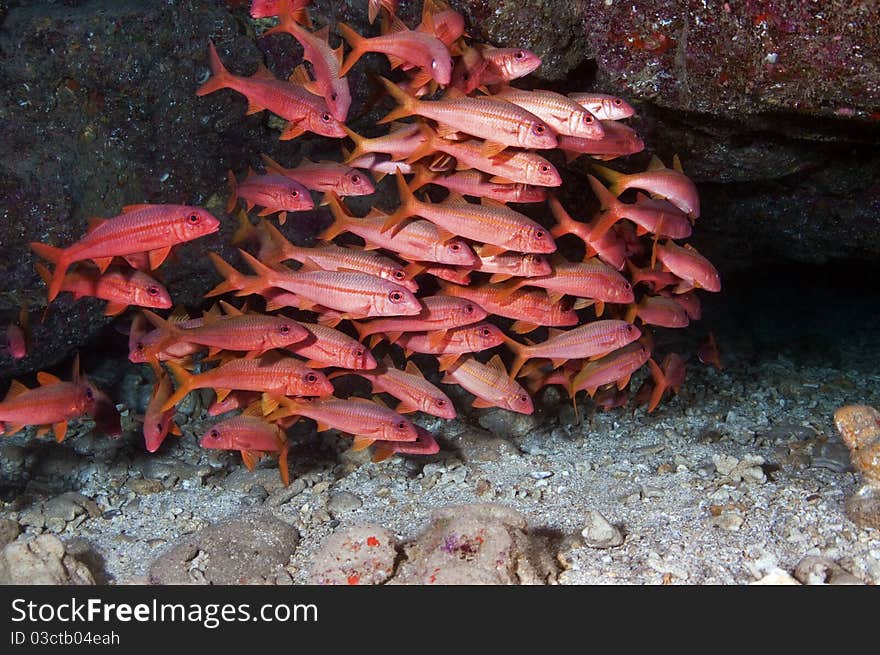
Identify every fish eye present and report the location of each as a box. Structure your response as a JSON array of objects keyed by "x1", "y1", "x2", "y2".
[
  {"x1": 355, "y1": 348, "x2": 365, "y2": 357},
  {"x1": 532, "y1": 124, "x2": 545, "y2": 135},
  {"x1": 209, "y1": 428, "x2": 220, "y2": 439},
  {"x1": 306, "y1": 372, "x2": 318, "y2": 383},
  {"x1": 535, "y1": 229, "x2": 544, "y2": 239},
  {"x1": 465, "y1": 304, "x2": 474, "y2": 314},
  {"x1": 147, "y1": 286, "x2": 160, "y2": 296},
  {"x1": 389, "y1": 290, "x2": 404, "y2": 302},
  {"x1": 625, "y1": 325, "x2": 634, "y2": 333},
  {"x1": 330, "y1": 92, "x2": 338, "y2": 101},
  {"x1": 514, "y1": 51, "x2": 525, "y2": 60},
  {"x1": 156, "y1": 422, "x2": 164, "y2": 432},
  {"x1": 435, "y1": 398, "x2": 446, "y2": 407},
  {"x1": 519, "y1": 394, "x2": 529, "y2": 403},
  {"x1": 279, "y1": 324, "x2": 291, "y2": 334},
  {"x1": 481, "y1": 327, "x2": 491, "y2": 337},
  {"x1": 396, "y1": 421, "x2": 406, "y2": 429},
  {"x1": 136, "y1": 342, "x2": 145, "y2": 352},
  {"x1": 290, "y1": 189, "x2": 299, "y2": 197},
  {"x1": 321, "y1": 112, "x2": 332, "y2": 122},
  {"x1": 584, "y1": 114, "x2": 594, "y2": 123},
  {"x1": 624, "y1": 281, "x2": 631, "y2": 290},
  {"x1": 351, "y1": 173, "x2": 361, "y2": 184},
  {"x1": 393, "y1": 270, "x2": 406, "y2": 279},
  {"x1": 539, "y1": 164, "x2": 549, "y2": 173},
  {"x1": 187, "y1": 213, "x2": 200, "y2": 224},
  {"x1": 85, "y1": 388, "x2": 94, "y2": 400},
  {"x1": 614, "y1": 98, "x2": 622, "y2": 105},
  {"x1": 450, "y1": 243, "x2": 460, "y2": 251}
]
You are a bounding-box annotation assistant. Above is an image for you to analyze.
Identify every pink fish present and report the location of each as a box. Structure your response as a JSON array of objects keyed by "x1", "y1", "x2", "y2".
[
  {"x1": 558, "y1": 121, "x2": 644, "y2": 162},
  {"x1": 667, "y1": 290, "x2": 701, "y2": 320},
  {"x1": 586, "y1": 176, "x2": 691, "y2": 243},
  {"x1": 371, "y1": 424, "x2": 439, "y2": 462},
  {"x1": 368, "y1": 0, "x2": 398, "y2": 25},
  {"x1": 593, "y1": 156, "x2": 700, "y2": 219},
  {"x1": 261, "y1": 154, "x2": 374, "y2": 197},
  {"x1": 548, "y1": 195, "x2": 627, "y2": 271},
  {"x1": 643, "y1": 353, "x2": 686, "y2": 413},
  {"x1": 143, "y1": 362, "x2": 181, "y2": 453},
  {"x1": 478, "y1": 46, "x2": 541, "y2": 85},
  {"x1": 207, "y1": 390, "x2": 261, "y2": 417},
  {"x1": 567, "y1": 93, "x2": 635, "y2": 120},
  {"x1": 491, "y1": 87, "x2": 604, "y2": 140},
  {"x1": 353, "y1": 295, "x2": 488, "y2": 345},
  {"x1": 625, "y1": 295, "x2": 690, "y2": 328},
  {"x1": 442, "y1": 355, "x2": 533, "y2": 414},
  {"x1": 569, "y1": 342, "x2": 651, "y2": 397},
  {"x1": 655, "y1": 241, "x2": 721, "y2": 293},
  {"x1": 344, "y1": 122, "x2": 427, "y2": 162},
  {"x1": 395, "y1": 322, "x2": 505, "y2": 370},
  {"x1": 200, "y1": 409, "x2": 291, "y2": 485},
  {"x1": 286, "y1": 321, "x2": 378, "y2": 370},
  {"x1": 227, "y1": 170, "x2": 313, "y2": 225},
  {"x1": 409, "y1": 165, "x2": 547, "y2": 204},
  {"x1": 469, "y1": 247, "x2": 552, "y2": 283}
]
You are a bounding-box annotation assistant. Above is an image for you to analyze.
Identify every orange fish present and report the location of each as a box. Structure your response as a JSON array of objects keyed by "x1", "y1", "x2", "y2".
[
  {"x1": 353, "y1": 295, "x2": 488, "y2": 345},
  {"x1": 469, "y1": 247, "x2": 552, "y2": 283},
  {"x1": 698, "y1": 332, "x2": 723, "y2": 371},
  {"x1": 385, "y1": 172, "x2": 556, "y2": 255},
  {"x1": 162, "y1": 355, "x2": 333, "y2": 412},
  {"x1": 491, "y1": 87, "x2": 604, "y2": 140},
  {"x1": 200, "y1": 408, "x2": 291, "y2": 485},
  {"x1": 593, "y1": 386, "x2": 630, "y2": 411},
  {"x1": 128, "y1": 312, "x2": 203, "y2": 363},
  {"x1": 264, "y1": 395, "x2": 418, "y2": 451},
  {"x1": 377, "y1": 78, "x2": 557, "y2": 153},
  {"x1": 569, "y1": 342, "x2": 651, "y2": 398},
  {"x1": 0, "y1": 363, "x2": 96, "y2": 442},
  {"x1": 343, "y1": 122, "x2": 427, "y2": 163},
  {"x1": 442, "y1": 354, "x2": 533, "y2": 414},
  {"x1": 409, "y1": 263, "x2": 471, "y2": 285},
  {"x1": 438, "y1": 281, "x2": 579, "y2": 334},
  {"x1": 260, "y1": 154, "x2": 374, "y2": 197},
  {"x1": 207, "y1": 390, "x2": 261, "y2": 417},
  {"x1": 625, "y1": 295, "x2": 690, "y2": 328},
  {"x1": 143, "y1": 362, "x2": 181, "y2": 453},
  {"x1": 548, "y1": 195, "x2": 627, "y2": 271},
  {"x1": 36, "y1": 263, "x2": 171, "y2": 316},
  {"x1": 31, "y1": 204, "x2": 220, "y2": 303},
  {"x1": 396, "y1": 322, "x2": 505, "y2": 370},
  {"x1": 409, "y1": 165, "x2": 547, "y2": 204},
  {"x1": 196, "y1": 41, "x2": 345, "y2": 140},
  {"x1": 285, "y1": 320, "x2": 378, "y2": 370},
  {"x1": 593, "y1": 156, "x2": 700, "y2": 219},
  {"x1": 322, "y1": 195, "x2": 477, "y2": 266},
  {"x1": 415, "y1": 0, "x2": 465, "y2": 49},
  {"x1": 371, "y1": 424, "x2": 439, "y2": 462},
  {"x1": 654, "y1": 241, "x2": 721, "y2": 293},
  {"x1": 567, "y1": 92, "x2": 635, "y2": 120},
  {"x1": 265, "y1": 1, "x2": 350, "y2": 120},
  {"x1": 368, "y1": 0, "x2": 398, "y2": 25},
  {"x1": 339, "y1": 19, "x2": 452, "y2": 86},
  {"x1": 331, "y1": 359, "x2": 456, "y2": 419},
  {"x1": 227, "y1": 170, "x2": 313, "y2": 225},
  {"x1": 505, "y1": 320, "x2": 641, "y2": 378},
  {"x1": 478, "y1": 46, "x2": 542, "y2": 85},
  {"x1": 643, "y1": 353, "x2": 686, "y2": 413},
  {"x1": 450, "y1": 42, "x2": 490, "y2": 94}
]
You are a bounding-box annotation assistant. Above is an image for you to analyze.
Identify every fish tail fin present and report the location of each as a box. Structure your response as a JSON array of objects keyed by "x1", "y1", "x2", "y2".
[
  {"x1": 259, "y1": 152, "x2": 285, "y2": 175},
  {"x1": 547, "y1": 195, "x2": 578, "y2": 238},
  {"x1": 161, "y1": 360, "x2": 194, "y2": 412},
  {"x1": 503, "y1": 336, "x2": 530, "y2": 379},
  {"x1": 375, "y1": 76, "x2": 418, "y2": 124},
  {"x1": 342, "y1": 125, "x2": 369, "y2": 162},
  {"x1": 264, "y1": 0, "x2": 310, "y2": 36},
  {"x1": 408, "y1": 162, "x2": 435, "y2": 191},
  {"x1": 236, "y1": 249, "x2": 278, "y2": 296},
  {"x1": 226, "y1": 170, "x2": 238, "y2": 213},
  {"x1": 591, "y1": 164, "x2": 626, "y2": 196},
  {"x1": 351, "y1": 320, "x2": 371, "y2": 343},
  {"x1": 586, "y1": 174, "x2": 622, "y2": 242},
  {"x1": 278, "y1": 438, "x2": 291, "y2": 486},
  {"x1": 646, "y1": 357, "x2": 667, "y2": 414},
  {"x1": 206, "y1": 252, "x2": 248, "y2": 297},
  {"x1": 379, "y1": 170, "x2": 415, "y2": 234},
  {"x1": 141, "y1": 310, "x2": 183, "y2": 357},
  {"x1": 624, "y1": 303, "x2": 639, "y2": 325},
  {"x1": 338, "y1": 23, "x2": 368, "y2": 76},
  {"x1": 196, "y1": 41, "x2": 234, "y2": 97},
  {"x1": 35, "y1": 262, "x2": 52, "y2": 286},
  {"x1": 320, "y1": 193, "x2": 352, "y2": 241},
  {"x1": 30, "y1": 242, "x2": 69, "y2": 303},
  {"x1": 231, "y1": 210, "x2": 256, "y2": 246}
]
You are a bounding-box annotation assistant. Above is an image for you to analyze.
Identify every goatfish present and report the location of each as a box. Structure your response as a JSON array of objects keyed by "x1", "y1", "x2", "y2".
[
  {"x1": 196, "y1": 41, "x2": 345, "y2": 140},
  {"x1": 31, "y1": 204, "x2": 220, "y2": 303},
  {"x1": 477, "y1": 45, "x2": 542, "y2": 85},
  {"x1": 227, "y1": 170, "x2": 313, "y2": 225},
  {"x1": 161, "y1": 356, "x2": 334, "y2": 412},
  {"x1": 143, "y1": 362, "x2": 181, "y2": 453},
  {"x1": 250, "y1": 0, "x2": 310, "y2": 23},
  {"x1": 567, "y1": 93, "x2": 635, "y2": 121},
  {"x1": 654, "y1": 241, "x2": 721, "y2": 293},
  {"x1": 641, "y1": 353, "x2": 686, "y2": 413},
  {"x1": 35, "y1": 263, "x2": 172, "y2": 316},
  {"x1": 384, "y1": 171, "x2": 556, "y2": 256},
  {"x1": 330, "y1": 358, "x2": 456, "y2": 419},
  {"x1": 264, "y1": 1, "x2": 350, "y2": 121},
  {"x1": 569, "y1": 342, "x2": 651, "y2": 398},
  {"x1": 352, "y1": 295, "x2": 488, "y2": 346},
  {"x1": 343, "y1": 122, "x2": 427, "y2": 162},
  {"x1": 368, "y1": 0, "x2": 398, "y2": 25},
  {"x1": 395, "y1": 322, "x2": 505, "y2": 371},
  {"x1": 548, "y1": 195, "x2": 627, "y2": 271},
  {"x1": 441, "y1": 354, "x2": 533, "y2": 414},
  {"x1": 409, "y1": 165, "x2": 548, "y2": 204},
  {"x1": 260, "y1": 154, "x2": 374, "y2": 197},
  {"x1": 377, "y1": 78, "x2": 556, "y2": 153},
  {"x1": 558, "y1": 121, "x2": 644, "y2": 162},
  {"x1": 505, "y1": 320, "x2": 641, "y2": 378},
  {"x1": 371, "y1": 424, "x2": 439, "y2": 462},
  {"x1": 490, "y1": 87, "x2": 604, "y2": 140},
  {"x1": 199, "y1": 407, "x2": 291, "y2": 485},
  {"x1": 263, "y1": 395, "x2": 418, "y2": 451},
  {"x1": 285, "y1": 321, "x2": 378, "y2": 370},
  {"x1": 625, "y1": 295, "x2": 690, "y2": 328},
  {"x1": 322, "y1": 194, "x2": 477, "y2": 266},
  {"x1": 468, "y1": 247, "x2": 552, "y2": 283},
  {"x1": 592, "y1": 155, "x2": 700, "y2": 219}
]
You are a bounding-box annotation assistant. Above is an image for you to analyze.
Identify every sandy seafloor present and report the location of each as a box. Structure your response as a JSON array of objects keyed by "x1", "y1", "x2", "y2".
[{"x1": 1, "y1": 285, "x2": 879, "y2": 586}]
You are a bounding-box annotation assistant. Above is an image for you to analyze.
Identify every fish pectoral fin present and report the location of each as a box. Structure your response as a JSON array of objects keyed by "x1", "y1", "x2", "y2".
[
  {"x1": 476, "y1": 243, "x2": 506, "y2": 257},
  {"x1": 104, "y1": 302, "x2": 128, "y2": 316},
  {"x1": 426, "y1": 329, "x2": 448, "y2": 349},
  {"x1": 245, "y1": 99, "x2": 267, "y2": 115},
  {"x1": 36, "y1": 371, "x2": 62, "y2": 386},
  {"x1": 314, "y1": 421, "x2": 332, "y2": 432},
  {"x1": 279, "y1": 122, "x2": 307, "y2": 141},
  {"x1": 616, "y1": 374, "x2": 632, "y2": 390},
  {"x1": 550, "y1": 358, "x2": 569, "y2": 369},
  {"x1": 436, "y1": 353, "x2": 460, "y2": 371},
  {"x1": 53, "y1": 421, "x2": 68, "y2": 443},
  {"x1": 148, "y1": 246, "x2": 172, "y2": 270},
  {"x1": 240, "y1": 450, "x2": 261, "y2": 471},
  {"x1": 488, "y1": 273, "x2": 512, "y2": 283},
  {"x1": 351, "y1": 435, "x2": 375, "y2": 451},
  {"x1": 510, "y1": 320, "x2": 539, "y2": 334},
  {"x1": 385, "y1": 53, "x2": 406, "y2": 70},
  {"x1": 479, "y1": 140, "x2": 508, "y2": 158},
  {"x1": 395, "y1": 401, "x2": 418, "y2": 414},
  {"x1": 593, "y1": 300, "x2": 605, "y2": 317},
  {"x1": 86, "y1": 217, "x2": 108, "y2": 233},
  {"x1": 4, "y1": 423, "x2": 26, "y2": 436},
  {"x1": 215, "y1": 388, "x2": 232, "y2": 403},
  {"x1": 487, "y1": 175, "x2": 516, "y2": 184},
  {"x1": 92, "y1": 256, "x2": 114, "y2": 274},
  {"x1": 4, "y1": 380, "x2": 29, "y2": 400},
  {"x1": 471, "y1": 397, "x2": 495, "y2": 409}
]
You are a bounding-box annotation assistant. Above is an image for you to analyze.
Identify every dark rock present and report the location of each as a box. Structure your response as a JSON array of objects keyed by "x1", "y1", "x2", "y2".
[{"x1": 148, "y1": 512, "x2": 299, "y2": 584}]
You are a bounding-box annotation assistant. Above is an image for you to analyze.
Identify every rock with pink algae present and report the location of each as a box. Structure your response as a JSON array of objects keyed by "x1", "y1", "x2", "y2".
[
  {"x1": 833, "y1": 404, "x2": 880, "y2": 530},
  {"x1": 309, "y1": 524, "x2": 398, "y2": 585},
  {"x1": 390, "y1": 503, "x2": 551, "y2": 585}
]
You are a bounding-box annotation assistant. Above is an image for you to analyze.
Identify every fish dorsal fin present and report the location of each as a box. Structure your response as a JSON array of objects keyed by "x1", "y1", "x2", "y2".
[
  {"x1": 4, "y1": 380, "x2": 29, "y2": 400},
  {"x1": 371, "y1": 394, "x2": 389, "y2": 408},
  {"x1": 240, "y1": 450, "x2": 260, "y2": 471},
  {"x1": 404, "y1": 360, "x2": 424, "y2": 378},
  {"x1": 388, "y1": 15, "x2": 410, "y2": 34},
  {"x1": 481, "y1": 197, "x2": 506, "y2": 210},
  {"x1": 86, "y1": 217, "x2": 107, "y2": 233},
  {"x1": 445, "y1": 190, "x2": 466, "y2": 204},
  {"x1": 253, "y1": 61, "x2": 275, "y2": 80},
  {"x1": 672, "y1": 153, "x2": 684, "y2": 173},
  {"x1": 314, "y1": 25, "x2": 330, "y2": 42},
  {"x1": 122, "y1": 204, "x2": 155, "y2": 213},
  {"x1": 241, "y1": 402, "x2": 264, "y2": 418},
  {"x1": 546, "y1": 328, "x2": 564, "y2": 340},
  {"x1": 647, "y1": 155, "x2": 666, "y2": 171},
  {"x1": 486, "y1": 354, "x2": 506, "y2": 373},
  {"x1": 420, "y1": 0, "x2": 437, "y2": 32},
  {"x1": 37, "y1": 371, "x2": 62, "y2": 386},
  {"x1": 442, "y1": 86, "x2": 466, "y2": 100},
  {"x1": 219, "y1": 300, "x2": 244, "y2": 317},
  {"x1": 170, "y1": 304, "x2": 191, "y2": 322},
  {"x1": 289, "y1": 63, "x2": 312, "y2": 86}
]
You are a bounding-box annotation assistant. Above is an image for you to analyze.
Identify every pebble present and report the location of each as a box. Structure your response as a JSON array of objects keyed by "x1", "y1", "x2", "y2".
[
  {"x1": 446, "y1": 428, "x2": 517, "y2": 462},
  {"x1": 308, "y1": 524, "x2": 398, "y2": 585},
  {"x1": 750, "y1": 568, "x2": 800, "y2": 585},
  {"x1": 0, "y1": 519, "x2": 21, "y2": 549},
  {"x1": 311, "y1": 481, "x2": 331, "y2": 495},
  {"x1": 530, "y1": 471, "x2": 554, "y2": 480},
  {"x1": 580, "y1": 510, "x2": 624, "y2": 548},
  {"x1": 478, "y1": 410, "x2": 539, "y2": 438},
  {"x1": 710, "y1": 512, "x2": 744, "y2": 531},
  {"x1": 327, "y1": 492, "x2": 362, "y2": 516},
  {"x1": 793, "y1": 556, "x2": 863, "y2": 585},
  {"x1": 810, "y1": 442, "x2": 854, "y2": 473},
  {"x1": 126, "y1": 478, "x2": 165, "y2": 495},
  {"x1": 44, "y1": 492, "x2": 100, "y2": 522},
  {"x1": 264, "y1": 478, "x2": 307, "y2": 507}
]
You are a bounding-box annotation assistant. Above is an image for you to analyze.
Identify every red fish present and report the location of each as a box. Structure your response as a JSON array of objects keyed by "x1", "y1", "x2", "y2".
[
  {"x1": 207, "y1": 390, "x2": 261, "y2": 417},
  {"x1": 625, "y1": 295, "x2": 690, "y2": 328},
  {"x1": 593, "y1": 156, "x2": 700, "y2": 219},
  {"x1": 386, "y1": 172, "x2": 556, "y2": 255},
  {"x1": 227, "y1": 170, "x2": 313, "y2": 225},
  {"x1": 0, "y1": 368, "x2": 96, "y2": 442},
  {"x1": 442, "y1": 355, "x2": 533, "y2": 414},
  {"x1": 353, "y1": 295, "x2": 487, "y2": 345},
  {"x1": 322, "y1": 194, "x2": 477, "y2": 266},
  {"x1": 143, "y1": 362, "x2": 181, "y2": 453},
  {"x1": 377, "y1": 78, "x2": 557, "y2": 153},
  {"x1": 478, "y1": 46, "x2": 542, "y2": 85},
  {"x1": 409, "y1": 263, "x2": 471, "y2": 285},
  {"x1": 593, "y1": 386, "x2": 630, "y2": 411},
  {"x1": 260, "y1": 154, "x2": 374, "y2": 197},
  {"x1": 285, "y1": 321, "x2": 377, "y2": 370},
  {"x1": 416, "y1": 0, "x2": 465, "y2": 49},
  {"x1": 468, "y1": 247, "x2": 552, "y2": 283},
  {"x1": 668, "y1": 290, "x2": 701, "y2": 320},
  {"x1": 409, "y1": 165, "x2": 547, "y2": 204},
  {"x1": 644, "y1": 353, "x2": 686, "y2": 413},
  {"x1": 162, "y1": 356, "x2": 333, "y2": 412},
  {"x1": 569, "y1": 342, "x2": 651, "y2": 397},
  {"x1": 344, "y1": 122, "x2": 427, "y2": 162},
  {"x1": 567, "y1": 93, "x2": 635, "y2": 120},
  {"x1": 265, "y1": 2, "x2": 350, "y2": 120},
  {"x1": 654, "y1": 241, "x2": 721, "y2": 293},
  {"x1": 331, "y1": 359, "x2": 456, "y2": 419},
  {"x1": 450, "y1": 42, "x2": 491, "y2": 94},
  {"x1": 200, "y1": 409, "x2": 291, "y2": 485},
  {"x1": 368, "y1": 0, "x2": 398, "y2": 25},
  {"x1": 196, "y1": 41, "x2": 345, "y2": 140},
  {"x1": 36, "y1": 263, "x2": 172, "y2": 316},
  {"x1": 626, "y1": 260, "x2": 680, "y2": 292},
  {"x1": 31, "y1": 204, "x2": 220, "y2": 303},
  {"x1": 698, "y1": 332, "x2": 723, "y2": 371},
  {"x1": 2, "y1": 307, "x2": 29, "y2": 360},
  {"x1": 128, "y1": 312, "x2": 204, "y2": 363},
  {"x1": 505, "y1": 320, "x2": 641, "y2": 378},
  {"x1": 548, "y1": 195, "x2": 627, "y2": 271},
  {"x1": 491, "y1": 87, "x2": 604, "y2": 140},
  {"x1": 438, "y1": 281, "x2": 579, "y2": 335},
  {"x1": 338, "y1": 19, "x2": 452, "y2": 86},
  {"x1": 264, "y1": 395, "x2": 418, "y2": 451},
  {"x1": 558, "y1": 121, "x2": 644, "y2": 162},
  {"x1": 371, "y1": 424, "x2": 439, "y2": 462},
  {"x1": 395, "y1": 322, "x2": 505, "y2": 370},
  {"x1": 250, "y1": 0, "x2": 310, "y2": 23}
]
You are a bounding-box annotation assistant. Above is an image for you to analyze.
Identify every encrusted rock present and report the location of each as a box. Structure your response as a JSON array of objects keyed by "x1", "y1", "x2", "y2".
[
  {"x1": 309, "y1": 524, "x2": 398, "y2": 585},
  {"x1": 580, "y1": 510, "x2": 624, "y2": 548},
  {"x1": 0, "y1": 535, "x2": 95, "y2": 585},
  {"x1": 0, "y1": 519, "x2": 21, "y2": 549}
]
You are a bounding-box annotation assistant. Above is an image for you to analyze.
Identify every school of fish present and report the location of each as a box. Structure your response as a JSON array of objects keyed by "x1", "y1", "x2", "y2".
[{"x1": 13, "y1": 0, "x2": 722, "y2": 485}]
